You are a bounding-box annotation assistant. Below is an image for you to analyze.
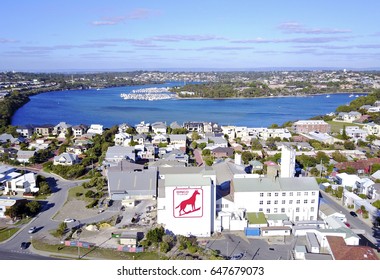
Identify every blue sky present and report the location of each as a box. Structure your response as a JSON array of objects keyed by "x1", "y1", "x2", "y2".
[{"x1": 1, "y1": 0, "x2": 380, "y2": 71}]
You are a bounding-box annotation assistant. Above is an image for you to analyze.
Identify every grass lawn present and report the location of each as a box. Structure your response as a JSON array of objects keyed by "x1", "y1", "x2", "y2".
[
  {"x1": 327, "y1": 121, "x2": 363, "y2": 133},
  {"x1": 0, "y1": 227, "x2": 19, "y2": 242},
  {"x1": 68, "y1": 185, "x2": 94, "y2": 203}
]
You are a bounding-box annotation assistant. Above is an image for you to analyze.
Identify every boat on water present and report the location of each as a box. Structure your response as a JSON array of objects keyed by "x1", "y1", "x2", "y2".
[
  {"x1": 349, "y1": 94, "x2": 354, "y2": 97},
  {"x1": 326, "y1": 95, "x2": 330, "y2": 98}
]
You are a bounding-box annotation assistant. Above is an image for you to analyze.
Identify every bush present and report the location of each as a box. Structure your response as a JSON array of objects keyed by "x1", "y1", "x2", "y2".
[
  {"x1": 187, "y1": 245, "x2": 197, "y2": 254},
  {"x1": 75, "y1": 192, "x2": 83, "y2": 197},
  {"x1": 86, "y1": 199, "x2": 99, "y2": 208},
  {"x1": 160, "y1": 241, "x2": 170, "y2": 253}
]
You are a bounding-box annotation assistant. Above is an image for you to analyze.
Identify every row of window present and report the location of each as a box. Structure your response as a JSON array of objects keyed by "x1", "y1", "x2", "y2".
[
  {"x1": 259, "y1": 191, "x2": 317, "y2": 197},
  {"x1": 259, "y1": 199, "x2": 316, "y2": 205},
  {"x1": 258, "y1": 207, "x2": 315, "y2": 214}
]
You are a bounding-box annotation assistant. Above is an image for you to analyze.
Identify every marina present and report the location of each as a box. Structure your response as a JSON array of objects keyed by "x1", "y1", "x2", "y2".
[{"x1": 120, "y1": 87, "x2": 176, "y2": 101}]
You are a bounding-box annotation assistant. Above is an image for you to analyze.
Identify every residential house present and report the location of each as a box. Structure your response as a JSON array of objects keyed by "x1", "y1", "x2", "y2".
[
  {"x1": 211, "y1": 147, "x2": 234, "y2": 159},
  {"x1": 335, "y1": 111, "x2": 362, "y2": 123},
  {"x1": 16, "y1": 150, "x2": 36, "y2": 163},
  {"x1": 0, "y1": 133, "x2": 23, "y2": 145},
  {"x1": 34, "y1": 125, "x2": 53, "y2": 136},
  {"x1": 221, "y1": 125, "x2": 237, "y2": 139},
  {"x1": 53, "y1": 122, "x2": 72, "y2": 138},
  {"x1": 184, "y1": 122, "x2": 204, "y2": 132},
  {"x1": 363, "y1": 122, "x2": 380, "y2": 136},
  {"x1": 208, "y1": 136, "x2": 228, "y2": 148},
  {"x1": 250, "y1": 160, "x2": 264, "y2": 173},
  {"x1": 334, "y1": 173, "x2": 360, "y2": 189},
  {"x1": 104, "y1": 146, "x2": 136, "y2": 164},
  {"x1": 0, "y1": 197, "x2": 27, "y2": 218},
  {"x1": 66, "y1": 145, "x2": 87, "y2": 156},
  {"x1": 326, "y1": 236, "x2": 379, "y2": 260},
  {"x1": 87, "y1": 124, "x2": 104, "y2": 135},
  {"x1": 29, "y1": 139, "x2": 50, "y2": 151},
  {"x1": 134, "y1": 134, "x2": 150, "y2": 145},
  {"x1": 137, "y1": 144, "x2": 157, "y2": 161},
  {"x1": 118, "y1": 123, "x2": 132, "y2": 133},
  {"x1": 53, "y1": 152, "x2": 79, "y2": 166},
  {"x1": 72, "y1": 124, "x2": 88, "y2": 138},
  {"x1": 335, "y1": 158, "x2": 380, "y2": 174},
  {"x1": 343, "y1": 190, "x2": 380, "y2": 221},
  {"x1": 152, "y1": 134, "x2": 168, "y2": 144},
  {"x1": 304, "y1": 131, "x2": 335, "y2": 145},
  {"x1": 355, "y1": 178, "x2": 375, "y2": 196},
  {"x1": 135, "y1": 121, "x2": 150, "y2": 134},
  {"x1": 169, "y1": 121, "x2": 182, "y2": 130},
  {"x1": 292, "y1": 120, "x2": 331, "y2": 134},
  {"x1": 4, "y1": 172, "x2": 38, "y2": 194},
  {"x1": 16, "y1": 125, "x2": 34, "y2": 138},
  {"x1": 168, "y1": 134, "x2": 187, "y2": 150},
  {"x1": 114, "y1": 132, "x2": 132, "y2": 147},
  {"x1": 161, "y1": 149, "x2": 189, "y2": 165},
  {"x1": 151, "y1": 122, "x2": 167, "y2": 134},
  {"x1": 341, "y1": 126, "x2": 368, "y2": 141}
]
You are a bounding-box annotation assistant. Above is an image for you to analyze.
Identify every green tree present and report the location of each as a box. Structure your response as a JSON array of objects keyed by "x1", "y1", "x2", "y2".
[
  {"x1": 38, "y1": 181, "x2": 51, "y2": 195},
  {"x1": 343, "y1": 140, "x2": 355, "y2": 150},
  {"x1": 198, "y1": 142, "x2": 207, "y2": 150},
  {"x1": 250, "y1": 139, "x2": 263, "y2": 150},
  {"x1": 373, "y1": 200, "x2": 380, "y2": 209},
  {"x1": 191, "y1": 141, "x2": 197, "y2": 149},
  {"x1": 331, "y1": 151, "x2": 347, "y2": 162},
  {"x1": 315, "y1": 151, "x2": 330, "y2": 164},
  {"x1": 202, "y1": 149, "x2": 211, "y2": 156},
  {"x1": 191, "y1": 132, "x2": 201, "y2": 141},
  {"x1": 241, "y1": 151, "x2": 254, "y2": 164},
  {"x1": 26, "y1": 200, "x2": 41, "y2": 214},
  {"x1": 146, "y1": 226, "x2": 165, "y2": 243},
  {"x1": 56, "y1": 222, "x2": 68, "y2": 237}
]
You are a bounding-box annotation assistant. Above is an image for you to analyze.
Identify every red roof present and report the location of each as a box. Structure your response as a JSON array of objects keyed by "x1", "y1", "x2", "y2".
[
  {"x1": 326, "y1": 236, "x2": 379, "y2": 260},
  {"x1": 335, "y1": 158, "x2": 380, "y2": 173}
]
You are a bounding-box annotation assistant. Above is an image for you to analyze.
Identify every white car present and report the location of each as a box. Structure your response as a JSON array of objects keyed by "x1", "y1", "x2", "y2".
[
  {"x1": 28, "y1": 226, "x2": 37, "y2": 234},
  {"x1": 64, "y1": 218, "x2": 76, "y2": 223}
]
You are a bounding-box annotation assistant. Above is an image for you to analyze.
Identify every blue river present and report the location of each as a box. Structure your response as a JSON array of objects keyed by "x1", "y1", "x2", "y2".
[{"x1": 11, "y1": 82, "x2": 364, "y2": 128}]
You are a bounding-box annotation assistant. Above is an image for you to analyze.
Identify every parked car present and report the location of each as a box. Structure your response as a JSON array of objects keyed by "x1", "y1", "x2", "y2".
[
  {"x1": 64, "y1": 218, "x2": 76, "y2": 223},
  {"x1": 20, "y1": 242, "x2": 30, "y2": 250},
  {"x1": 28, "y1": 226, "x2": 37, "y2": 234},
  {"x1": 350, "y1": 211, "x2": 358, "y2": 217},
  {"x1": 230, "y1": 252, "x2": 244, "y2": 260}
]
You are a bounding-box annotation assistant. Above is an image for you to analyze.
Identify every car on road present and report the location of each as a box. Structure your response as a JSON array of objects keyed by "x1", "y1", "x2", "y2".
[
  {"x1": 268, "y1": 247, "x2": 275, "y2": 251},
  {"x1": 28, "y1": 226, "x2": 37, "y2": 234},
  {"x1": 350, "y1": 211, "x2": 358, "y2": 217},
  {"x1": 230, "y1": 252, "x2": 244, "y2": 260},
  {"x1": 64, "y1": 218, "x2": 76, "y2": 223},
  {"x1": 20, "y1": 242, "x2": 30, "y2": 250}
]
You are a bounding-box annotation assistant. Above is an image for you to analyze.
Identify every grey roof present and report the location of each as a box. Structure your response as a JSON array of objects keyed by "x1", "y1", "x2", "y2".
[
  {"x1": 165, "y1": 173, "x2": 211, "y2": 187},
  {"x1": 233, "y1": 177, "x2": 319, "y2": 193},
  {"x1": 16, "y1": 150, "x2": 36, "y2": 159},
  {"x1": 170, "y1": 121, "x2": 182, "y2": 129},
  {"x1": 266, "y1": 214, "x2": 289, "y2": 221},
  {"x1": 105, "y1": 146, "x2": 136, "y2": 161},
  {"x1": 54, "y1": 152, "x2": 77, "y2": 163},
  {"x1": 108, "y1": 167, "x2": 157, "y2": 197},
  {"x1": 169, "y1": 134, "x2": 187, "y2": 141},
  {"x1": 159, "y1": 166, "x2": 205, "y2": 176},
  {"x1": 208, "y1": 136, "x2": 227, "y2": 145},
  {"x1": 212, "y1": 159, "x2": 246, "y2": 186}
]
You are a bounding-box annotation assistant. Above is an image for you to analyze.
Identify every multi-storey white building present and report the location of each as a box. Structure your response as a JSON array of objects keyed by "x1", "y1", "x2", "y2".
[
  {"x1": 280, "y1": 145, "x2": 296, "y2": 178},
  {"x1": 231, "y1": 177, "x2": 319, "y2": 222}
]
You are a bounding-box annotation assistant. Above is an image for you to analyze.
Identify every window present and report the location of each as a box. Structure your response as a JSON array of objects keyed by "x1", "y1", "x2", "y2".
[
  {"x1": 310, "y1": 216, "x2": 314, "y2": 220},
  {"x1": 296, "y1": 200, "x2": 300, "y2": 204},
  {"x1": 311, "y1": 207, "x2": 315, "y2": 212},
  {"x1": 266, "y1": 209, "x2": 270, "y2": 213},
  {"x1": 274, "y1": 200, "x2": 278, "y2": 204},
  {"x1": 259, "y1": 200, "x2": 263, "y2": 205},
  {"x1": 259, "y1": 208, "x2": 263, "y2": 212},
  {"x1": 267, "y1": 193, "x2": 271, "y2": 197},
  {"x1": 304, "y1": 192, "x2": 308, "y2": 196},
  {"x1": 289, "y1": 200, "x2": 293, "y2": 204},
  {"x1": 275, "y1": 193, "x2": 279, "y2": 197},
  {"x1": 304, "y1": 199, "x2": 308, "y2": 204},
  {"x1": 311, "y1": 199, "x2": 315, "y2": 203},
  {"x1": 312, "y1": 191, "x2": 316, "y2": 196},
  {"x1": 274, "y1": 208, "x2": 278, "y2": 213},
  {"x1": 267, "y1": 201, "x2": 271, "y2": 205},
  {"x1": 297, "y1": 192, "x2": 301, "y2": 196},
  {"x1": 295, "y1": 216, "x2": 299, "y2": 221},
  {"x1": 282, "y1": 200, "x2": 286, "y2": 204},
  {"x1": 289, "y1": 192, "x2": 293, "y2": 196},
  {"x1": 281, "y1": 208, "x2": 285, "y2": 213},
  {"x1": 260, "y1": 192, "x2": 264, "y2": 197},
  {"x1": 224, "y1": 204, "x2": 229, "y2": 208},
  {"x1": 282, "y1": 192, "x2": 286, "y2": 197},
  {"x1": 296, "y1": 207, "x2": 300, "y2": 212}
]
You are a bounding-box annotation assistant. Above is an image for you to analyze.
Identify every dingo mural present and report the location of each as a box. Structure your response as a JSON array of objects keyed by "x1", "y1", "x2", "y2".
[{"x1": 173, "y1": 188, "x2": 203, "y2": 218}]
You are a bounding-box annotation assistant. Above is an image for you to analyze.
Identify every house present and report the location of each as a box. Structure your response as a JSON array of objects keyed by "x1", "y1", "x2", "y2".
[
  {"x1": 106, "y1": 160, "x2": 157, "y2": 201},
  {"x1": 114, "y1": 132, "x2": 132, "y2": 147},
  {"x1": 34, "y1": 125, "x2": 53, "y2": 136},
  {"x1": 169, "y1": 121, "x2": 182, "y2": 130},
  {"x1": 168, "y1": 134, "x2": 187, "y2": 150},
  {"x1": 335, "y1": 158, "x2": 380, "y2": 174},
  {"x1": 335, "y1": 173, "x2": 360, "y2": 188},
  {"x1": 4, "y1": 172, "x2": 38, "y2": 194},
  {"x1": 335, "y1": 111, "x2": 362, "y2": 123},
  {"x1": 151, "y1": 122, "x2": 167, "y2": 134},
  {"x1": 152, "y1": 134, "x2": 168, "y2": 144},
  {"x1": 250, "y1": 160, "x2": 264, "y2": 173},
  {"x1": 208, "y1": 136, "x2": 228, "y2": 148},
  {"x1": 292, "y1": 120, "x2": 331, "y2": 134},
  {"x1": 363, "y1": 122, "x2": 380, "y2": 136},
  {"x1": 16, "y1": 125, "x2": 34, "y2": 138},
  {"x1": 211, "y1": 147, "x2": 234, "y2": 158},
  {"x1": 161, "y1": 149, "x2": 189, "y2": 165},
  {"x1": 0, "y1": 197, "x2": 27, "y2": 218},
  {"x1": 72, "y1": 124, "x2": 88, "y2": 138},
  {"x1": 184, "y1": 122, "x2": 204, "y2": 132},
  {"x1": 135, "y1": 121, "x2": 150, "y2": 134},
  {"x1": 87, "y1": 124, "x2": 104, "y2": 135},
  {"x1": 137, "y1": 144, "x2": 157, "y2": 161},
  {"x1": 53, "y1": 122, "x2": 72, "y2": 138},
  {"x1": 54, "y1": 152, "x2": 79, "y2": 166},
  {"x1": 118, "y1": 123, "x2": 133, "y2": 133},
  {"x1": 304, "y1": 131, "x2": 335, "y2": 144},
  {"x1": 104, "y1": 146, "x2": 136, "y2": 164},
  {"x1": 341, "y1": 126, "x2": 368, "y2": 141},
  {"x1": 355, "y1": 178, "x2": 375, "y2": 196},
  {"x1": 16, "y1": 150, "x2": 36, "y2": 163},
  {"x1": 0, "y1": 133, "x2": 24, "y2": 145},
  {"x1": 66, "y1": 145, "x2": 87, "y2": 156},
  {"x1": 326, "y1": 236, "x2": 379, "y2": 260}
]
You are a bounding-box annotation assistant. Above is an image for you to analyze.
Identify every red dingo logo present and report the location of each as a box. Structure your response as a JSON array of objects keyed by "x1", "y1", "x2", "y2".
[{"x1": 173, "y1": 188, "x2": 203, "y2": 218}]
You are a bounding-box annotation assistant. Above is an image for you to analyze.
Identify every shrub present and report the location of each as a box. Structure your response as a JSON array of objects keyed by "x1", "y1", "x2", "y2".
[
  {"x1": 160, "y1": 242, "x2": 170, "y2": 253},
  {"x1": 86, "y1": 199, "x2": 99, "y2": 208}
]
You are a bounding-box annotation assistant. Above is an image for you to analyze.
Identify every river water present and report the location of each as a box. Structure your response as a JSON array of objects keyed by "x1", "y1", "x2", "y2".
[{"x1": 11, "y1": 82, "x2": 363, "y2": 128}]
